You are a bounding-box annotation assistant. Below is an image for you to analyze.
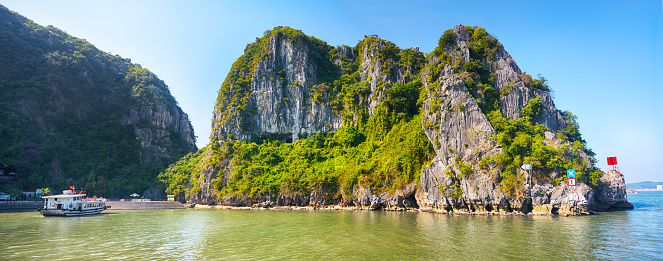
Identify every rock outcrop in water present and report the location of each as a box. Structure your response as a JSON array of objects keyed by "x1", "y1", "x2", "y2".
[{"x1": 163, "y1": 25, "x2": 631, "y2": 215}]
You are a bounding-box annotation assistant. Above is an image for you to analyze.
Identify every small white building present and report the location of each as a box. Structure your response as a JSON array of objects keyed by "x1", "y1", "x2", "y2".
[{"x1": 657, "y1": 185, "x2": 663, "y2": 191}]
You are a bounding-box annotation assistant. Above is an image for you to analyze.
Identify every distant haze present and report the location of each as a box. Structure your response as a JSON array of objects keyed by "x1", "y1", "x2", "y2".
[{"x1": 626, "y1": 181, "x2": 663, "y2": 190}]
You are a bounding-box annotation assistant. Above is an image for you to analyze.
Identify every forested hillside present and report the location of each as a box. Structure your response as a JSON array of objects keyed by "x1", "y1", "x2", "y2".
[{"x1": 0, "y1": 5, "x2": 196, "y2": 198}]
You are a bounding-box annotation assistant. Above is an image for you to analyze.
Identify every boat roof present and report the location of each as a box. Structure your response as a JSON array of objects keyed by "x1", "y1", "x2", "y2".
[{"x1": 42, "y1": 194, "x2": 86, "y2": 198}]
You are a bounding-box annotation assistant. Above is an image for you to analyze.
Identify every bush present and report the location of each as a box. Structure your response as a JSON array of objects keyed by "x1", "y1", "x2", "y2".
[
  {"x1": 439, "y1": 29, "x2": 455, "y2": 47},
  {"x1": 521, "y1": 96, "x2": 543, "y2": 123}
]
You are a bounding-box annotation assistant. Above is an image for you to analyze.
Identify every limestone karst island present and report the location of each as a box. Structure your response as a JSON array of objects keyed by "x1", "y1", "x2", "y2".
[
  {"x1": 0, "y1": 4, "x2": 631, "y2": 216},
  {"x1": 159, "y1": 26, "x2": 632, "y2": 216}
]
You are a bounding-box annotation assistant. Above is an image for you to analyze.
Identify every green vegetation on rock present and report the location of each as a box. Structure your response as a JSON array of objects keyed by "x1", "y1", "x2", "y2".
[
  {"x1": 0, "y1": 5, "x2": 196, "y2": 197},
  {"x1": 163, "y1": 25, "x2": 602, "y2": 206},
  {"x1": 164, "y1": 82, "x2": 434, "y2": 199},
  {"x1": 429, "y1": 25, "x2": 602, "y2": 196}
]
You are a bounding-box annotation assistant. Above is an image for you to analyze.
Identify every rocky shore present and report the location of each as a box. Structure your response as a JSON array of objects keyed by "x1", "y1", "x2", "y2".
[
  {"x1": 171, "y1": 26, "x2": 633, "y2": 216},
  {"x1": 189, "y1": 170, "x2": 632, "y2": 216},
  {"x1": 193, "y1": 203, "x2": 589, "y2": 217}
]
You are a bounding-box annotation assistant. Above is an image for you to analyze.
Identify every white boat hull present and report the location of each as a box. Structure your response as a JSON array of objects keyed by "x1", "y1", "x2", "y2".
[
  {"x1": 39, "y1": 190, "x2": 110, "y2": 217},
  {"x1": 39, "y1": 206, "x2": 110, "y2": 217}
]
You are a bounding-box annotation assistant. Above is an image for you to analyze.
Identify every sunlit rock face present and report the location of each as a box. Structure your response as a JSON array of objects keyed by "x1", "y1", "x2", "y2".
[{"x1": 196, "y1": 25, "x2": 630, "y2": 215}]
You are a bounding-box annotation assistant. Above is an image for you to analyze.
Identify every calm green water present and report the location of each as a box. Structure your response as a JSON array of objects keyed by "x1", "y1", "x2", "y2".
[{"x1": 1, "y1": 192, "x2": 661, "y2": 260}]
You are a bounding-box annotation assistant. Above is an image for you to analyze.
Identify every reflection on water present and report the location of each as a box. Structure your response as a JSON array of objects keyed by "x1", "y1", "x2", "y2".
[{"x1": 0, "y1": 192, "x2": 661, "y2": 260}]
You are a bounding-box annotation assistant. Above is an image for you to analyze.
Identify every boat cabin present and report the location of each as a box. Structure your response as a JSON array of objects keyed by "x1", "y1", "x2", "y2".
[
  {"x1": 42, "y1": 193, "x2": 86, "y2": 210},
  {"x1": 39, "y1": 190, "x2": 109, "y2": 216}
]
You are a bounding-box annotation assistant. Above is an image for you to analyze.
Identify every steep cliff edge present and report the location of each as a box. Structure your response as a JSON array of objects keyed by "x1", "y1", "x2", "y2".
[
  {"x1": 211, "y1": 30, "x2": 343, "y2": 143},
  {"x1": 162, "y1": 26, "x2": 631, "y2": 214},
  {"x1": 0, "y1": 5, "x2": 197, "y2": 197}
]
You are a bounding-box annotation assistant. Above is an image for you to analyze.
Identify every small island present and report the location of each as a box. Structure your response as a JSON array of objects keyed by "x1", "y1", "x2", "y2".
[{"x1": 160, "y1": 26, "x2": 632, "y2": 215}]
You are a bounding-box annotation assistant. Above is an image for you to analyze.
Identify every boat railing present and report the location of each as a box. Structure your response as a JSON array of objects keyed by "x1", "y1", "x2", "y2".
[{"x1": 83, "y1": 198, "x2": 106, "y2": 202}]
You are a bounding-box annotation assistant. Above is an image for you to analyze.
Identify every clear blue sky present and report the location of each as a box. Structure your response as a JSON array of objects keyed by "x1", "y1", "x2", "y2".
[{"x1": 2, "y1": 0, "x2": 661, "y2": 183}]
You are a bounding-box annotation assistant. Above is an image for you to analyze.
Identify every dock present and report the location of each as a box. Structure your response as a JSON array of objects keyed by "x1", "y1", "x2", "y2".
[{"x1": 0, "y1": 201, "x2": 42, "y2": 210}]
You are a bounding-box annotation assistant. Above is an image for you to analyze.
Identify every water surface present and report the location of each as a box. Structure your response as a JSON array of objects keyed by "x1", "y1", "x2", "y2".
[{"x1": 1, "y1": 192, "x2": 661, "y2": 260}]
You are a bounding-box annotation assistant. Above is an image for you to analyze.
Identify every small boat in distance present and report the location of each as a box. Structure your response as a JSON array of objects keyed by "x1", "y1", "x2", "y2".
[{"x1": 38, "y1": 188, "x2": 110, "y2": 217}]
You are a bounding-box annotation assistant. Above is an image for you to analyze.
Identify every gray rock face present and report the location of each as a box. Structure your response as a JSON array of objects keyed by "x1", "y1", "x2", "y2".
[
  {"x1": 530, "y1": 183, "x2": 553, "y2": 205},
  {"x1": 122, "y1": 81, "x2": 197, "y2": 164},
  {"x1": 416, "y1": 156, "x2": 510, "y2": 213},
  {"x1": 596, "y1": 170, "x2": 634, "y2": 210},
  {"x1": 142, "y1": 187, "x2": 165, "y2": 201},
  {"x1": 447, "y1": 25, "x2": 567, "y2": 132},
  {"x1": 417, "y1": 62, "x2": 512, "y2": 212},
  {"x1": 358, "y1": 36, "x2": 414, "y2": 114},
  {"x1": 491, "y1": 46, "x2": 566, "y2": 132},
  {"x1": 212, "y1": 32, "x2": 343, "y2": 143},
  {"x1": 453, "y1": 25, "x2": 472, "y2": 42},
  {"x1": 195, "y1": 25, "x2": 631, "y2": 215},
  {"x1": 499, "y1": 87, "x2": 567, "y2": 132},
  {"x1": 422, "y1": 64, "x2": 498, "y2": 167},
  {"x1": 350, "y1": 184, "x2": 417, "y2": 211},
  {"x1": 549, "y1": 183, "x2": 594, "y2": 214},
  {"x1": 360, "y1": 38, "x2": 390, "y2": 114}
]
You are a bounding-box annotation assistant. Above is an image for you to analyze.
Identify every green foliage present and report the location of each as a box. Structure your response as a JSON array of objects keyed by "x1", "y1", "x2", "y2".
[
  {"x1": 557, "y1": 111, "x2": 587, "y2": 145},
  {"x1": 384, "y1": 81, "x2": 422, "y2": 117},
  {"x1": 440, "y1": 29, "x2": 455, "y2": 47},
  {"x1": 462, "y1": 61, "x2": 484, "y2": 73},
  {"x1": 529, "y1": 75, "x2": 550, "y2": 92},
  {"x1": 456, "y1": 101, "x2": 464, "y2": 111},
  {"x1": 158, "y1": 148, "x2": 208, "y2": 196},
  {"x1": 216, "y1": 26, "x2": 340, "y2": 123},
  {"x1": 444, "y1": 26, "x2": 599, "y2": 194},
  {"x1": 0, "y1": 6, "x2": 195, "y2": 197},
  {"x1": 425, "y1": 119, "x2": 435, "y2": 129},
  {"x1": 320, "y1": 36, "x2": 425, "y2": 119},
  {"x1": 162, "y1": 103, "x2": 435, "y2": 201},
  {"x1": 519, "y1": 72, "x2": 550, "y2": 92},
  {"x1": 454, "y1": 157, "x2": 472, "y2": 177},
  {"x1": 520, "y1": 96, "x2": 543, "y2": 123},
  {"x1": 0, "y1": 180, "x2": 21, "y2": 198},
  {"x1": 396, "y1": 48, "x2": 426, "y2": 76},
  {"x1": 312, "y1": 83, "x2": 328, "y2": 104},
  {"x1": 452, "y1": 29, "x2": 501, "y2": 115},
  {"x1": 481, "y1": 97, "x2": 599, "y2": 194},
  {"x1": 467, "y1": 26, "x2": 500, "y2": 61},
  {"x1": 432, "y1": 29, "x2": 455, "y2": 57},
  {"x1": 500, "y1": 82, "x2": 514, "y2": 97},
  {"x1": 170, "y1": 24, "x2": 600, "y2": 203}
]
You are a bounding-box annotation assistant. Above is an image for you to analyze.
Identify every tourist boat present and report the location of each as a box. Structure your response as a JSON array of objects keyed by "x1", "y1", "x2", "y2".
[{"x1": 38, "y1": 189, "x2": 110, "y2": 217}]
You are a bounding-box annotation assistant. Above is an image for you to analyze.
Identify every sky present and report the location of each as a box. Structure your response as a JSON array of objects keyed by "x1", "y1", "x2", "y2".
[{"x1": 2, "y1": 0, "x2": 661, "y2": 183}]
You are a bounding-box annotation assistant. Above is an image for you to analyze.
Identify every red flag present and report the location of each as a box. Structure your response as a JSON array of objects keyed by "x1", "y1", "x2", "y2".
[
  {"x1": 70, "y1": 185, "x2": 74, "y2": 189},
  {"x1": 607, "y1": 157, "x2": 617, "y2": 165}
]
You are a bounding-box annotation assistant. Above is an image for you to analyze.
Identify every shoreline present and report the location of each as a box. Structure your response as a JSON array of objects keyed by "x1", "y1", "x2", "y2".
[
  {"x1": 191, "y1": 204, "x2": 593, "y2": 217},
  {"x1": 0, "y1": 201, "x2": 42, "y2": 210},
  {"x1": 106, "y1": 201, "x2": 186, "y2": 210}
]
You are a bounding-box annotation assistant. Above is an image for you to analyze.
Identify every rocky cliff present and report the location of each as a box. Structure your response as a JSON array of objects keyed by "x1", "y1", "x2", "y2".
[
  {"x1": 0, "y1": 5, "x2": 197, "y2": 197},
  {"x1": 212, "y1": 31, "x2": 343, "y2": 143},
  {"x1": 162, "y1": 25, "x2": 631, "y2": 215}
]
